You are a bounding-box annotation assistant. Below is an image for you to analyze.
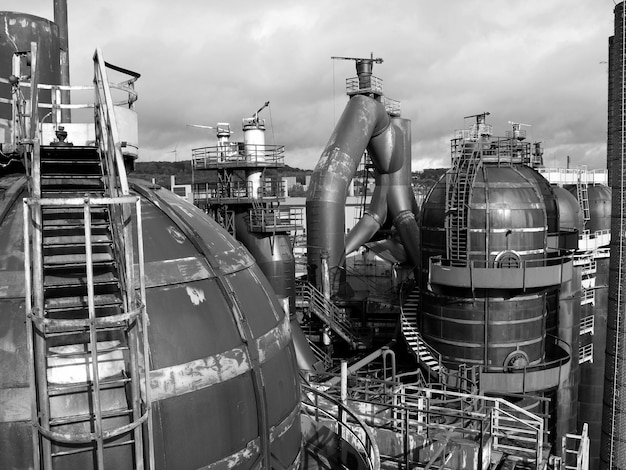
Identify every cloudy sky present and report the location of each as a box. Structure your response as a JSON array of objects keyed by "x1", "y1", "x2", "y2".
[{"x1": 5, "y1": 1, "x2": 615, "y2": 171}]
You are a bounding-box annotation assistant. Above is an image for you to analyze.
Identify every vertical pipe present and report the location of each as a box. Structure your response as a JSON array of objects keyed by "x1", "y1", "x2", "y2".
[
  {"x1": 53, "y1": 0, "x2": 71, "y2": 122},
  {"x1": 340, "y1": 361, "x2": 348, "y2": 405}
]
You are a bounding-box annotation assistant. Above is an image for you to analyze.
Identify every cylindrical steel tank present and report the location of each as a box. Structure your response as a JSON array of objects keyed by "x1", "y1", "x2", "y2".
[
  {"x1": 420, "y1": 292, "x2": 546, "y2": 368},
  {"x1": 243, "y1": 117, "x2": 265, "y2": 197},
  {"x1": 587, "y1": 185, "x2": 612, "y2": 233},
  {"x1": 0, "y1": 176, "x2": 302, "y2": 469},
  {"x1": 0, "y1": 12, "x2": 61, "y2": 146},
  {"x1": 235, "y1": 212, "x2": 296, "y2": 313},
  {"x1": 419, "y1": 164, "x2": 558, "y2": 370}
]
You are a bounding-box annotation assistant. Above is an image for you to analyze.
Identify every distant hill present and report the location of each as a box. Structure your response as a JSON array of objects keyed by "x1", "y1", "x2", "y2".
[
  {"x1": 130, "y1": 161, "x2": 446, "y2": 191},
  {"x1": 131, "y1": 161, "x2": 313, "y2": 189}
]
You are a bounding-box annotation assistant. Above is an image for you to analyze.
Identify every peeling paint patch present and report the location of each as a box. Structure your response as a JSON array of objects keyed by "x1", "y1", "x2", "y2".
[
  {"x1": 149, "y1": 347, "x2": 251, "y2": 401},
  {"x1": 270, "y1": 402, "x2": 300, "y2": 441},
  {"x1": 257, "y1": 314, "x2": 291, "y2": 363},
  {"x1": 135, "y1": 256, "x2": 214, "y2": 288},
  {"x1": 166, "y1": 225, "x2": 186, "y2": 244},
  {"x1": 197, "y1": 438, "x2": 260, "y2": 470},
  {"x1": 185, "y1": 285, "x2": 206, "y2": 305}
]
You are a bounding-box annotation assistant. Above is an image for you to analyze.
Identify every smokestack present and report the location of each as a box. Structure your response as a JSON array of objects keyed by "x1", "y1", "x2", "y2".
[{"x1": 601, "y1": 2, "x2": 626, "y2": 468}]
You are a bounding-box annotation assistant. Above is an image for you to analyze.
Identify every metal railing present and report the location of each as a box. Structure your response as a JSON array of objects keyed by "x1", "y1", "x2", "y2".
[
  {"x1": 538, "y1": 167, "x2": 608, "y2": 186},
  {"x1": 296, "y1": 281, "x2": 361, "y2": 348},
  {"x1": 581, "y1": 288, "x2": 595, "y2": 306},
  {"x1": 193, "y1": 179, "x2": 285, "y2": 203},
  {"x1": 580, "y1": 314, "x2": 595, "y2": 336},
  {"x1": 0, "y1": 48, "x2": 138, "y2": 153},
  {"x1": 430, "y1": 253, "x2": 573, "y2": 289},
  {"x1": 562, "y1": 424, "x2": 590, "y2": 470},
  {"x1": 451, "y1": 134, "x2": 532, "y2": 165},
  {"x1": 248, "y1": 206, "x2": 303, "y2": 232},
  {"x1": 192, "y1": 143, "x2": 285, "y2": 168},
  {"x1": 346, "y1": 75, "x2": 384, "y2": 95},
  {"x1": 301, "y1": 382, "x2": 381, "y2": 470},
  {"x1": 307, "y1": 372, "x2": 547, "y2": 470},
  {"x1": 579, "y1": 344, "x2": 593, "y2": 365}
]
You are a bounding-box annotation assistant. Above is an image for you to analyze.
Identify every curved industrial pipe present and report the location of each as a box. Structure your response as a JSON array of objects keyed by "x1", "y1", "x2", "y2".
[
  {"x1": 346, "y1": 117, "x2": 420, "y2": 266},
  {"x1": 306, "y1": 95, "x2": 420, "y2": 296}
]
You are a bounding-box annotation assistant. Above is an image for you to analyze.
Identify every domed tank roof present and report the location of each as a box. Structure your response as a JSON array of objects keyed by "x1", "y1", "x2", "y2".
[
  {"x1": 587, "y1": 184, "x2": 611, "y2": 233},
  {"x1": 420, "y1": 164, "x2": 558, "y2": 264},
  {"x1": 553, "y1": 186, "x2": 583, "y2": 232},
  {"x1": 0, "y1": 176, "x2": 302, "y2": 469}
]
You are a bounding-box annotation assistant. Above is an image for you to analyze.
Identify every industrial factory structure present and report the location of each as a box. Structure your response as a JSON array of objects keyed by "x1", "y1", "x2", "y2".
[{"x1": 2, "y1": 1, "x2": 626, "y2": 469}]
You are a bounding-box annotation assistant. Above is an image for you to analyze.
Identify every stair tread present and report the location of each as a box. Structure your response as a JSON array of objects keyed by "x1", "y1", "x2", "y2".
[
  {"x1": 45, "y1": 271, "x2": 118, "y2": 287},
  {"x1": 44, "y1": 236, "x2": 113, "y2": 247},
  {"x1": 45, "y1": 292, "x2": 123, "y2": 310},
  {"x1": 44, "y1": 252, "x2": 114, "y2": 266}
]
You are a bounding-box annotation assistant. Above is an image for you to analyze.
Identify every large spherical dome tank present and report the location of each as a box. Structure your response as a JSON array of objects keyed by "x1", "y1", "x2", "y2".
[
  {"x1": 0, "y1": 12, "x2": 61, "y2": 136},
  {"x1": 0, "y1": 176, "x2": 302, "y2": 469},
  {"x1": 586, "y1": 184, "x2": 611, "y2": 233},
  {"x1": 419, "y1": 164, "x2": 558, "y2": 369},
  {"x1": 553, "y1": 186, "x2": 583, "y2": 233}
]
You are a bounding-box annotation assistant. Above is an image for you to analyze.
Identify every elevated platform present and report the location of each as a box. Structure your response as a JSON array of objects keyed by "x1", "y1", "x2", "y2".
[
  {"x1": 192, "y1": 143, "x2": 285, "y2": 170},
  {"x1": 429, "y1": 255, "x2": 573, "y2": 290}
]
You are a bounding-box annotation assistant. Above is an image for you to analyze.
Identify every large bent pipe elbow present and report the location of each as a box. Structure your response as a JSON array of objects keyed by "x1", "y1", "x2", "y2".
[{"x1": 306, "y1": 95, "x2": 390, "y2": 291}]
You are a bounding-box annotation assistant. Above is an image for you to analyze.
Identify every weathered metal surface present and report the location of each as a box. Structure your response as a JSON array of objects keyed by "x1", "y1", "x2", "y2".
[
  {"x1": 0, "y1": 12, "x2": 61, "y2": 126},
  {"x1": 306, "y1": 95, "x2": 420, "y2": 294},
  {"x1": 257, "y1": 314, "x2": 292, "y2": 363},
  {"x1": 136, "y1": 255, "x2": 213, "y2": 288},
  {"x1": 1, "y1": 175, "x2": 303, "y2": 468},
  {"x1": 149, "y1": 346, "x2": 250, "y2": 401},
  {"x1": 148, "y1": 314, "x2": 291, "y2": 401}
]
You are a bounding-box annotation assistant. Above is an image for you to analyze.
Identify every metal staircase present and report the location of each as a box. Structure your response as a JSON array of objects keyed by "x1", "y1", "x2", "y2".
[
  {"x1": 296, "y1": 281, "x2": 364, "y2": 349},
  {"x1": 400, "y1": 284, "x2": 480, "y2": 393},
  {"x1": 20, "y1": 47, "x2": 153, "y2": 469},
  {"x1": 400, "y1": 286, "x2": 442, "y2": 375},
  {"x1": 445, "y1": 143, "x2": 482, "y2": 262}
]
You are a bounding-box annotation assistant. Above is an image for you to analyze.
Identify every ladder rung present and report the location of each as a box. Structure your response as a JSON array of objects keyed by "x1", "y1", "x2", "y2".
[
  {"x1": 47, "y1": 344, "x2": 129, "y2": 359},
  {"x1": 49, "y1": 407, "x2": 132, "y2": 427},
  {"x1": 51, "y1": 438, "x2": 136, "y2": 459},
  {"x1": 48, "y1": 376, "x2": 131, "y2": 396}
]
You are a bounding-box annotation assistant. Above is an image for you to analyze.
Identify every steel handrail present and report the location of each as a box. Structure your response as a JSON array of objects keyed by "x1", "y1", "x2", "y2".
[
  {"x1": 296, "y1": 282, "x2": 361, "y2": 346},
  {"x1": 431, "y1": 253, "x2": 573, "y2": 269},
  {"x1": 301, "y1": 383, "x2": 380, "y2": 470},
  {"x1": 398, "y1": 278, "x2": 448, "y2": 378}
]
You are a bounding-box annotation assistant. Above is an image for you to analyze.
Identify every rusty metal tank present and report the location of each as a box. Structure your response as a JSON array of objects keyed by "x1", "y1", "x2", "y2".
[
  {"x1": 0, "y1": 176, "x2": 302, "y2": 469},
  {"x1": 0, "y1": 12, "x2": 62, "y2": 144},
  {"x1": 419, "y1": 164, "x2": 559, "y2": 369}
]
